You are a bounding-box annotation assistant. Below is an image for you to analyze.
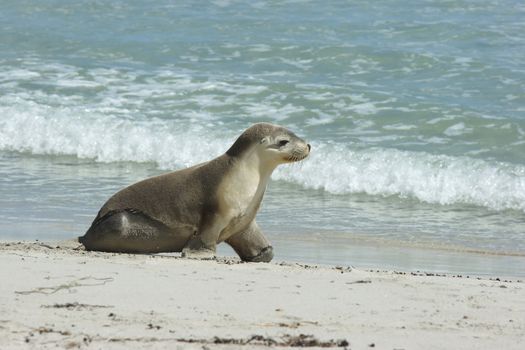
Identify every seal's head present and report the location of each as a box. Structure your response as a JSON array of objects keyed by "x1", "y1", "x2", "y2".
[{"x1": 226, "y1": 123, "x2": 311, "y2": 168}]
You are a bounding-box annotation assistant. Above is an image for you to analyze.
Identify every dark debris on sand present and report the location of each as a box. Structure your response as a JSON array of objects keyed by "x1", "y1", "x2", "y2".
[{"x1": 177, "y1": 334, "x2": 350, "y2": 348}]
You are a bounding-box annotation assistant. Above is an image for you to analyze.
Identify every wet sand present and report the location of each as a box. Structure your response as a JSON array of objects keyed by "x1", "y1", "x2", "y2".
[{"x1": 0, "y1": 241, "x2": 524, "y2": 349}]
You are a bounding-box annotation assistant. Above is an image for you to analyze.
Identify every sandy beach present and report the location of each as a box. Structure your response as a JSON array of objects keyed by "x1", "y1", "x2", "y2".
[{"x1": 0, "y1": 241, "x2": 523, "y2": 349}]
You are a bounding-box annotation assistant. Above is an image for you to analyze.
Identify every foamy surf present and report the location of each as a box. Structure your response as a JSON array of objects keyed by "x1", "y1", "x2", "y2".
[
  {"x1": 275, "y1": 144, "x2": 525, "y2": 213},
  {"x1": 1, "y1": 107, "x2": 524, "y2": 213}
]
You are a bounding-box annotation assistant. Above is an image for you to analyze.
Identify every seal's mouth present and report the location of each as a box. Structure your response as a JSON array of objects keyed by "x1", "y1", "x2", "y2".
[
  {"x1": 285, "y1": 148, "x2": 310, "y2": 163},
  {"x1": 286, "y1": 155, "x2": 308, "y2": 162}
]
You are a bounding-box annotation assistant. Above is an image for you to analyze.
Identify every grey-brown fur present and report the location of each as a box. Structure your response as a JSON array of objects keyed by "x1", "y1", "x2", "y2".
[{"x1": 79, "y1": 123, "x2": 310, "y2": 262}]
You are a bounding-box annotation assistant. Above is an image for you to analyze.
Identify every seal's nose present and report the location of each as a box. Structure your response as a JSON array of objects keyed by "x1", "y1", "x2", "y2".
[{"x1": 307, "y1": 144, "x2": 311, "y2": 152}]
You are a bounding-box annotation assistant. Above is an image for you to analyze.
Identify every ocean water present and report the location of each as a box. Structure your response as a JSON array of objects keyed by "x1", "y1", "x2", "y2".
[{"x1": 1, "y1": 0, "x2": 524, "y2": 276}]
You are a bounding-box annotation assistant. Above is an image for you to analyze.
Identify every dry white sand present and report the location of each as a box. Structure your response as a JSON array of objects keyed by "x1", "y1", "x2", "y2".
[{"x1": 0, "y1": 241, "x2": 524, "y2": 350}]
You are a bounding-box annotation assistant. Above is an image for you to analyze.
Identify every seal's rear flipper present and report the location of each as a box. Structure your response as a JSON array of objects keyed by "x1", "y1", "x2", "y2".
[{"x1": 80, "y1": 209, "x2": 179, "y2": 253}]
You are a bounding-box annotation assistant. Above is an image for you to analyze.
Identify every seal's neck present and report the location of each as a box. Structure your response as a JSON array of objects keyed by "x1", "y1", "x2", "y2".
[
  {"x1": 221, "y1": 147, "x2": 276, "y2": 210},
  {"x1": 234, "y1": 146, "x2": 277, "y2": 180},
  {"x1": 213, "y1": 152, "x2": 270, "y2": 221}
]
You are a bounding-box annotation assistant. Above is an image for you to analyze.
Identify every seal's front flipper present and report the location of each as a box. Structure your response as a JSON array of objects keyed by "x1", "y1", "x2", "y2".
[{"x1": 226, "y1": 221, "x2": 273, "y2": 263}]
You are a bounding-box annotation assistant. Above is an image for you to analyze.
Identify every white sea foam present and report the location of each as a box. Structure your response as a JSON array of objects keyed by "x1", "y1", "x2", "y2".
[
  {"x1": 348, "y1": 102, "x2": 379, "y2": 115},
  {"x1": 1, "y1": 102, "x2": 524, "y2": 213},
  {"x1": 243, "y1": 103, "x2": 305, "y2": 121},
  {"x1": 382, "y1": 123, "x2": 417, "y2": 131},
  {"x1": 0, "y1": 69, "x2": 41, "y2": 81},
  {"x1": 0, "y1": 101, "x2": 227, "y2": 169},
  {"x1": 444, "y1": 122, "x2": 472, "y2": 136},
  {"x1": 305, "y1": 113, "x2": 336, "y2": 126},
  {"x1": 275, "y1": 144, "x2": 525, "y2": 213},
  {"x1": 248, "y1": 44, "x2": 272, "y2": 53}
]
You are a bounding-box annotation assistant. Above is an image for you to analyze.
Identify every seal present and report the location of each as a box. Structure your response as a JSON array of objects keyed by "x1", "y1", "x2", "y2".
[{"x1": 79, "y1": 123, "x2": 310, "y2": 262}]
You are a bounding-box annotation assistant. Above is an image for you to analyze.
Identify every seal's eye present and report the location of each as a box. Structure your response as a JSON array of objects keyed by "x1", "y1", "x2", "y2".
[{"x1": 278, "y1": 140, "x2": 289, "y2": 147}]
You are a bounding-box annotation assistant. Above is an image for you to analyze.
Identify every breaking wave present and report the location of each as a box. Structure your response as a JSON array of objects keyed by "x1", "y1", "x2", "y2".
[{"x1": 1, "y1": 104, "x2": 524, "y2": 213}]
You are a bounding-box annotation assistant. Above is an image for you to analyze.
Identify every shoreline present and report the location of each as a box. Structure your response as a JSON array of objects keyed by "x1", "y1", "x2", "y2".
[
  {"x1": 1, "y1": 241, "x2": 524, "y2": 349},
  {"x1": 4, "y1": 232, "x2": 525, "y2": 279},
  {"x1": 229, "y1": 235, "x2": 525, "y2": 279}
]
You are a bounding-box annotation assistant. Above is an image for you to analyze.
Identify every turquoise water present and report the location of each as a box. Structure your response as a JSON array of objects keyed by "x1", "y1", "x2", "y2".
[{"x1": 1, "y1": 1, "x2": 524, "y2": 276}]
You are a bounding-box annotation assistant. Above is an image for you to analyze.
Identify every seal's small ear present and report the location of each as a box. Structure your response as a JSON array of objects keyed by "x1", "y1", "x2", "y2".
[{"x1": 260, "y1": 137, "x2": 269, "y2": 144}]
